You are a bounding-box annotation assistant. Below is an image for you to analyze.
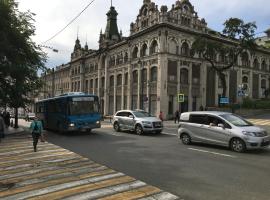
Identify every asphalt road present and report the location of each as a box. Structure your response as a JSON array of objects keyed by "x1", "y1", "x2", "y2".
[{"x1": 46, "y1": 119, "x2": 270, "y2": 200}]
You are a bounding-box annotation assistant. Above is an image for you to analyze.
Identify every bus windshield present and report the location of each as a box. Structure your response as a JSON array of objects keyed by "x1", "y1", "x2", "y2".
[{"x1": 69, "y1": 97, "x2": 99, "y2": 115}]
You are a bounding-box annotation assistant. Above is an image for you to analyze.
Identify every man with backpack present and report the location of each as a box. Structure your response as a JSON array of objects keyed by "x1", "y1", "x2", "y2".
[{"x1": 30, "y1": 117, "x2": 43, "y2": 152}]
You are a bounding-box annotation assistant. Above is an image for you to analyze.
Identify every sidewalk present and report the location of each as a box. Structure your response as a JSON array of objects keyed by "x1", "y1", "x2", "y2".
[{"x1": 0, "y1": 124, "x2": 179, "y2": 200}]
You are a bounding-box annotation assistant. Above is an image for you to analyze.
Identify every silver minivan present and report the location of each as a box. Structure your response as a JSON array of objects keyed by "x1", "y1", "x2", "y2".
[
  {"x1": 178, "y1": 111, "x2": 270, "y2": 152},
  {"x1": 112, "y1": 110, "x2": 163, "y2": 135}
]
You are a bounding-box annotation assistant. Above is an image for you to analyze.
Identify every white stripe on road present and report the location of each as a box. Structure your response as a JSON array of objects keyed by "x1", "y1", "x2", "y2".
[
  {"x1": 138, "y1": 192, "x2": 179, "y2": 200},
  {"x1": 63, "y1": 180, "x2": 146, "y2": 200},
  {"x1": 1, "y1": 173, "x2": 124, "y2": 200},
  {"x1": 188, "y1": 148, "x2": 236, "y2": 158}
]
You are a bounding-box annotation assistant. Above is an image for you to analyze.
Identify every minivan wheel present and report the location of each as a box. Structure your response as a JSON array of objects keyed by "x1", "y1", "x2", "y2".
[
  {"x1": 231, "y1": 138, "x2": 246, "y2": 153},
  {"x1": 135, "y1": 125, "x2": 143, "y2": 135},
  {"x1": 181, "y1": 133, "x2": 191, "y2": 145},
  {"x1": 114, "y1": 122, "x2": 120, "y2": 132}
]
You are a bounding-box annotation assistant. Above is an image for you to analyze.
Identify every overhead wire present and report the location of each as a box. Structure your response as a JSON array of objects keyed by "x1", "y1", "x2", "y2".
[{"x1": 42, "y1": 0, "x2": 96, "y2": 44}]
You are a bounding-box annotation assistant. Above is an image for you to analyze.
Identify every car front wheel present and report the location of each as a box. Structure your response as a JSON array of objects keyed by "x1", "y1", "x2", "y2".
[
  {"x1": 135, "y1": 125, "x2": 143, "y2": 135},
  {"x1": 231, "y1": 138, "x2": 246, "y2": 153},
  {"x1": 114, "y1": 122, "x2": 120, "y2": 132},
  {"x1": 181, "y1": 133, "x2": 191, "y2": 145}
]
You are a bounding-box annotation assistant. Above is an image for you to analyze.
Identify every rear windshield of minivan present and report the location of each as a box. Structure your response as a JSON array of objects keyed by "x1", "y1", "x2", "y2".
[{"x1": 220, "y1": 114, "x2": 253, "y2": 127}]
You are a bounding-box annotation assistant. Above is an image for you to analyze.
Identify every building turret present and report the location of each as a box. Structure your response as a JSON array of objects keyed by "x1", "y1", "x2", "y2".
[
  {"x1": 104, "y1": 6, "x2": 120, "y2": 41},
  {"x1": 74, "y1": 38, "x2": 81, "y2": 51}
]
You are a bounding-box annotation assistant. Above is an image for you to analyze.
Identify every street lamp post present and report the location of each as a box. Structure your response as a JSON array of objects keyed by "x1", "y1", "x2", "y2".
[{"x1": 138, "y1": 59, "x2": 144, "y2": 110}]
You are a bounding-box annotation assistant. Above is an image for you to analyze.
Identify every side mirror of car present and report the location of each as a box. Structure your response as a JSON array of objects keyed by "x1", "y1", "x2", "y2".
[
  {"x1": 218, "y1": 123, "x2": 225, "y2": 129},
  {"x1": 129, "y1": 115, "x2": 134, "y2": 119}
]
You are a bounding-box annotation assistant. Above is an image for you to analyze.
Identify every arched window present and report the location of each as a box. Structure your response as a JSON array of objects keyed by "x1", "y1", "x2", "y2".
[
  {"x1": 241, "y1": 52, "x2": 249, "y2": 67},
  {"x1": 109, "y1": 75, "x2": 114, "y2": 86},
  {"x1": 150, "y1": 40, "x2": 158, "y2": 55},
  {"x1": 180, "y1": 68, "x2": 189, "y2": 84},
  {"x1": 142, "y1": 68, "x2": 147, "y2": 82},
  {"x1": 132, "y1": 70, "x2": 138, "y2": 84},
  {"x1": 150, "y1": 67, "x2": 157, "y2": 82},
  {"x1": 253, "y1": 58, "x2": 259, "y2": 69},
  {"x1": 261, "y1": 79, "x2": 266, "y2": 89},
  {"x1": 261, "y1": 60, "x2": 267, "y2": 71},
  {"x1": 124, "y1": 52, "x2": 128, "y2": 63},
  {"x1": 124, "y1": 73, "x2": 128, "y2": 85},
  {"x1": 101, "y1": 77, "x2": 105, "y2": 88},
  {"x1": 168, "y1": 39, "x2": 178, "y2": 54},
  {"x1": 141, "y1": 43, "x2": 148, "y2": 57},
  {"x1": 181, "y1": 42, "x2": 189, "y2": 56},
  {"x1": 132, "y1": 47, "x2": 138, "y2": 59},
  {"x1": 117, "y1": 74, "x2": 122, "y2": 86}
]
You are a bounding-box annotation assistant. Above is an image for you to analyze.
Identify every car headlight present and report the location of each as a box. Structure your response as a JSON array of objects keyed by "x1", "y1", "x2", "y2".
[
  {"x1": 69, "y1": 123, "x2": 75, "y2": 127},
  {"x1": 96, "y1": 121, "x2": 100, "y2": 124},
  {"x1": 242, "y1": 131, "x2": 255, "y2": 137}
]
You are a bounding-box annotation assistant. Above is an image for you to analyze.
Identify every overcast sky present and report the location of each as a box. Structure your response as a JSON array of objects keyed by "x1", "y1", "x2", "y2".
[{"x1": 18, "y1": 0, "x2": 270, "y2": 68}]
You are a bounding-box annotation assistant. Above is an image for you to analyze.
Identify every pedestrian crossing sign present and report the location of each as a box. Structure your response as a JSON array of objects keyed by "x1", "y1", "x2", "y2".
[{"x1": 178, "y1": 94, "x2": 185, "y2": 103}]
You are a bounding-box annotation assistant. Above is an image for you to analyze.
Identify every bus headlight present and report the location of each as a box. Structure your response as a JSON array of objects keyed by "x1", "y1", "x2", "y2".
[
  {"x1": 69, "y1": 123, "x2": 75, "y2": 127},
  {"x1": 96, "y1": 121, "x2": 100, "y2": 125}
]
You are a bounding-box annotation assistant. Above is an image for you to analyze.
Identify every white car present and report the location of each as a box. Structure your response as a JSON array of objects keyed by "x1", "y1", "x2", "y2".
[
  {"x1": 178, "y1": 111, "x2": 270, "y2": 152},
  {"x1": 112, "y1": 110, "x2": 163, "y2": 135}
]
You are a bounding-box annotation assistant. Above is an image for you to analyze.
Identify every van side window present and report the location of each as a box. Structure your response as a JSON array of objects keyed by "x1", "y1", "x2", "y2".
[
  {"x1": 116, "y1": 112, "x2": 125, "y2": 117},
  {"x1": 189, "y1": 115, "x2": 207, "y2": 125},
  {"x1": 207, "y1": 116, "x2": 223, "y2": 126}
]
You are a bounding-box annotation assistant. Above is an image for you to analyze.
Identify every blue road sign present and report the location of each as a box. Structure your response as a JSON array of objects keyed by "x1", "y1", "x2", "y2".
[{"x1": 220, "y1": 97, "x2": 229, "y2": 104}]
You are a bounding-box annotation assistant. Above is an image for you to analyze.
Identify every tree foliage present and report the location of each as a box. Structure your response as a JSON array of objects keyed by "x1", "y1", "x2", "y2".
[
  {"x1": 0, "y1": 0, "x2": 47, "y2": 127},
  {"x1": 192, "y1": 18, "x2": 257, "y2": 98}
]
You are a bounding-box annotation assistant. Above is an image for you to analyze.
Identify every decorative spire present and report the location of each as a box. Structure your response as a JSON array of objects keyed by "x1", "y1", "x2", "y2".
[
  {"x1": 104, "y1": 6, "x2": 120, "y2": 41},
  {"x1": 74, "y1": 37, "x2": 81, "y2": 51}
]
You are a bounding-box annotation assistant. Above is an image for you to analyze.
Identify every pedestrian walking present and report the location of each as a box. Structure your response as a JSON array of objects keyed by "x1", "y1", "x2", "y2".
[
  {"x1": 4, "y1": 111, "x2": 10, "y2": 128},
  {"x1": 0, "y1": 115, "x2": 5, "y2": 140},
  {"x1": 199, "y1": 105, "x2": 204, "y2": 111},
  {"x1": 29, "y1": 117, "x2": 43, "y2": 152},
  {"x1": 174, "y1": 110, "x2": 180, "y2": 123},
  {"x1": 159, "y1": 111, "x2": 164, "y2": 121}
]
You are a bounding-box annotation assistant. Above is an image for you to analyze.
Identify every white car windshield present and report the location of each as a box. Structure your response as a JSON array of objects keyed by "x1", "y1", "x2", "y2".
[
  {"x1": 220, "y1": 114, "x2": 253, "y2": 127},
  {"x1": 133, "y1": 111, "x2": 152, "y2": 118}
]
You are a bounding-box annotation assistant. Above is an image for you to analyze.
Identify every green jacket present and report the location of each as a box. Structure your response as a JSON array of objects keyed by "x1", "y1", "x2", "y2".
[{"x1": 30, "y1": 120, "x2": 43, "y2": 134}]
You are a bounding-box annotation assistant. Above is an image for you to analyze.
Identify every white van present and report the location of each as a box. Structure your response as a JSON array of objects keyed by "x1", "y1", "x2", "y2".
[{"x1": 178, "y1": 111, "x2": 270, "y2": 152}]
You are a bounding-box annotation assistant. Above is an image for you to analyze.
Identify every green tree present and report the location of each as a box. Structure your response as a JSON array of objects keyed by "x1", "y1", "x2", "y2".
[
  {"x1": 192, "y1": 18, "x2": 257, "y2": 99},
  {"x1": 0, "y1": 0, "x2": 46, "y2": 128}
]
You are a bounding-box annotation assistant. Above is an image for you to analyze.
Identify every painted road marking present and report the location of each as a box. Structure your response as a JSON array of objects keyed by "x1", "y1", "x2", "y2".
[
  {"x1": 0, "y1": 137, "x2": 179, "y2": 200},
  {"x1": 188, "y1": 148, "x2": 237, "y2": 158}
]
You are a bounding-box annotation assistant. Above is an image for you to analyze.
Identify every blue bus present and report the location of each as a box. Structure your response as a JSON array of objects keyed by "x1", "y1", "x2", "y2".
[{"x1": 35, "y1": 92, "x2": 101, "y2": 133}]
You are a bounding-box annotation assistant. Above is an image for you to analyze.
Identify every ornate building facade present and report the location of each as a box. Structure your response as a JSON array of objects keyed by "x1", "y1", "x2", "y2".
[{"x1": 40, "y1": 0, "x2": 270, "y2": 119}]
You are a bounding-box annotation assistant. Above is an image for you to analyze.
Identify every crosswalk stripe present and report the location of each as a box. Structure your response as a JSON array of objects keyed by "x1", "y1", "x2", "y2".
[
  {"x1": 63, "y1": 180, "x2": 147, "y2": 200},
  {"x1": 0, "y1": 149, "x2": 71, "y2": 162},
  {"x1": 138, "y1": 192, "x2": 179, "y2": 200},
  {"x1": 0, "y1": 163, "x2": 103, "y2": 184},
  {"x1": 0, "y1": 159, "x2": 92, "y2": 176},
  {"x1": 0, "y1": 169, "x2": 115, "y2": 198},
  {"x1": 0, "y1": 151, "x2": 76, "y2": 167},
  {"x1": 1, "y1": 173, "x2": 125, "y2": 200},
  {"x1": 27, "y1": 176, "x2": 135, "y2": 200},
  {"x1": 99, "y1": 185, "x2": 161, "y2": 200}
]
